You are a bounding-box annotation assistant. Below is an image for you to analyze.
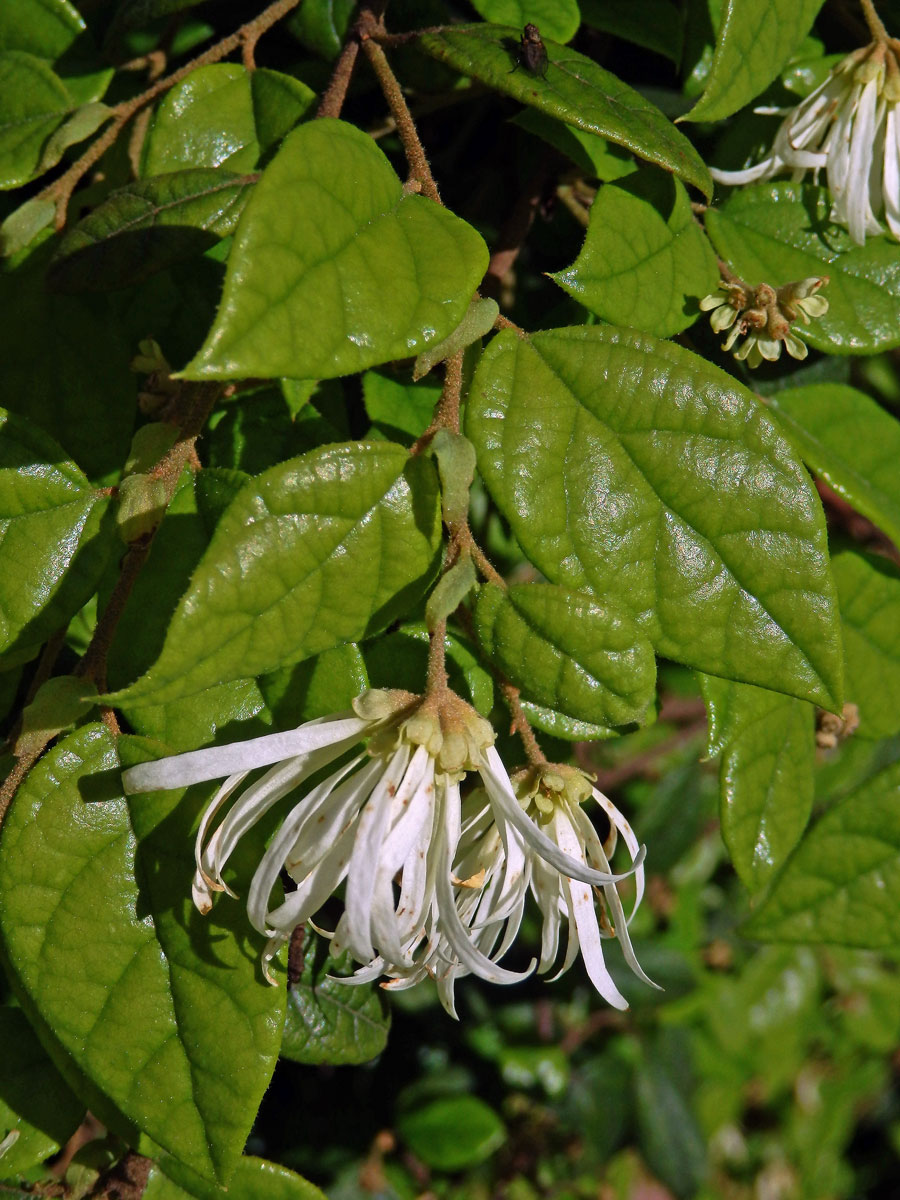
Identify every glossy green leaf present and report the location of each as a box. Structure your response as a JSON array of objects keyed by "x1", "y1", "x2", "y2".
[
  {"x1": 706, "y1": 183, "x2": 900, "y2": 353},
  {"x1": 700, "y1": 674, "x2": 815, "y2": 889},
  {"x1": 634, "y1": 1056, "x2": 707, "y2": 1198},
  {"x1": 281, "y1": 936, "x2": 390, "y2": 1067},
  {"x1": 768, "y1": 383, "x2": 900, "y2": 550},
  {"x1": 143, "y1": 65, "x2": 314, "y2": 177},
  {"x1": 413, "y1": 297, "x2": 498, "y2": 381},
  {"x1": 398, "y1": 1096, "x2": 506, "y2": 1170},
  {"x1": 417, "y1": 25, "x2": 712, "y2": 197},
  {"x1": 0, "y1": 1007, "x2": 83, "y2": 1178},
  {"x1": 259, "y1": 643, "x2": 368, "y2": 730},
  {"x1": 365, "y1": 625, "x2": 494, "y2": 717},
  {"x1": 683, "y1": 0, "x2": 824, "y2": 122},
  {"x1": 286, "y1": 0, "x2": 355, "y2": 60},
  {"x1": 517, "y1": 699, "x2": 619, "y2": 741},
  {"x1": 747, "y1": 758, "x2": 900, "y2": 948},
  {"x1": 183, "y1": 119, "x2": 489, "y2": 381},
  {"x1": 579, "y1": 0, "x2": 683, "y2": 63},
  {"x1": 363, "y1": 370, "x2": 442, "y2": 442},
  {"x1": 468, "y1": 0, "x2": 581, "y2": 43},
  {"x1": 0, "y1": 243, "x2": 137, "y2": 480},
  {"x1": 0, "y1": 408, "x2": 112, "y2": 664},
  {"x1": 475, "y1": 582, "x2": 656, "y2": 726},
  {"x1": 550, "y1": 169, "x2": 718, "y2": 338},
  {"x1": 832, "y1": 549, "x2": 900, "y2": 742},
  {"x1": 0, "y1": 725, "x2": 285, "y2": 1183},
  {"x1": 145, "y1": 1156, "x2": 326, "y2": 1200},
  {"x1": 0, "y1": 0, "x2": 83, "y2": 59},
  {"x1": 467, "y1": 326, "x2": 843, "y2": 708},
  {"x1": 513, "y1": 109, "x2": 637, "y2": 180},
  {"x1": 110, "y1": 442, "x2": 441, "y2": 706},
  {"x1": 48, "y1": 170, "x2": 255, "y2": 291},
  {"x1": 0, "y1": 51, "x2": 71, "y2": 189}
]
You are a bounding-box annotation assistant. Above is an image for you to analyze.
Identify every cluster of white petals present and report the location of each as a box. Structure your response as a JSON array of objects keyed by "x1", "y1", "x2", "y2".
[
  {"x1": 700, "y1": 276, "x2": 829, "y2": 369},
  {"x1": 122, "y1": 689, "x2": 652, "y2": 1016},
  {"x1": 710, "y1": 39, "x2": 900, "y2": 245}
]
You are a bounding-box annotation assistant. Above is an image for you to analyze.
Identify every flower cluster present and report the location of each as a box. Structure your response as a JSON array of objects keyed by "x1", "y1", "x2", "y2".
[
  {"x1": 700, "y1": 275, "x2": 829, "y2": 368},
  {"x1": 710, "y1": 38, "x2": 900, "y2": 245},
  {"x1": 122, "y1": 689, "x2": 652, "y2": 1016}
]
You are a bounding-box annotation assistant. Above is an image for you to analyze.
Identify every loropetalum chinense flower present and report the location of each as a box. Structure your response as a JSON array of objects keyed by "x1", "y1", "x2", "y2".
[
  {"x1": 121, "y1": 689, "x2": 651, "y2": 1016},
  {"x1": 710, "y1": 38, "x2": 900, "y2": 244},
  {"x1": 700, "y1": 276, "x2": 829, "y2": 369}
]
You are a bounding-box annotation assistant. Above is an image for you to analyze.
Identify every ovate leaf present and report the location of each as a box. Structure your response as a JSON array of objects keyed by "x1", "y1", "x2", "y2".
[
  {"x1": 768, "y1": 383, "x2": 900, "y2": 550},
  {"x1": 706, "y1": 183, "x2": 900, "y2": 353},
  {"x1": 145, "y1": 1157, "x2": 326, "y2": 1200},
  {"x1": 550, "y1": 168, "x2": 718, "y2": 337},
  {"x1": 0, "y1": 726, "x2": 285, "y2": 1183},
  {"x1": 182, "y1": 119, "x2": 489, "y2": 381},
  {"x1": 467, "y1": 326, "x2": 843, "y2": 708},
  {"x1": 0, "y1": 1007, "x2": 84, "y2": 1178},
  {"x1": 417, "y1": 25, "x2": 712, "y2": 197},
  {"x1": 684, "y1": 0, "x2": 824, "y2": 123},
  {"x1": 0, "y1": 408, "x2": 112, "y2": 664},
  {"x1": 468, "y1": 0, "x2": 581, "y2": 43},
  {"x1": 0, "y1": 0, "x2": 83, "y2": 59},
  {"x1": 397, "y1": 1097, "x2": 506, "y2": 1171},
  {"x1": 832, "y1": 549, "x2": 900, "y2": 741},
  {"x1": 110, "y1": 442, "x2": 441, "y2": 706},
  {"x1": 281, "y1": 936, "x2": 390, "y2": 1067},
  {"x1": 475, "y1": 582, "x2": 656, "y2": 726},
  {"x1": 0, "y1": 51, "x2": 71, "y2": 188},
  {"x1": 747, "y1": 758, "x2": 900, "y2": 948},
  {"x1": 700, "y1": 674, "x2": 815, "y2": 889},
  {"x1": 49, "y1": 170, "x2": 255, "y2": 291}
]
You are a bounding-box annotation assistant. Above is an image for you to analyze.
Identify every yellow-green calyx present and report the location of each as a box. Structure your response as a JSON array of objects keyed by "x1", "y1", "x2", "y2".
[
  {"x1": 512, "y1": 763, "x2": 594, "y2": 822},
  {"x1": 354, "y1": 688, "x2": 495, "y2": 779}
]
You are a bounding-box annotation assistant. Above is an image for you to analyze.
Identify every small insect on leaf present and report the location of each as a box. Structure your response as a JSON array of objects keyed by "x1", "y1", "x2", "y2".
[{"x1": 519, "y1": 23, "x2": 549, "y2": 78}]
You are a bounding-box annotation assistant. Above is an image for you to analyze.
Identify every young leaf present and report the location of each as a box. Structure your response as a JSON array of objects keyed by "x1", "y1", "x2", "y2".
[
  {"x1": 281, "y1": 936, "x2": 390, "y2": 1067},
  {"x1": 181, "y1": 119, "x2": 489, "y2": 381},
  {"x1": 109, "y1": 443, "x2": 441, "y2": 707},
  {"x1": 0, "y1": 50, "x2": 71, "y2": 188},
  {"x1": 550, "y1": 169, "x2": 718, "y2": 338},
  {"x1": 467, "y1": 326, "x2": 843, "y2": 709},
  {"x1": 417, "y1": 25, "x2": 712, "y2": 197},
  {"x1": 706, "y1": 183, "x2": 900, "y2": 353},
  {"x1": 475, "y1": 582, "x2": 656, "y2": 727},
  {"x1": 49, "y1": 170, "x2": 255, "y2": 292},
  {"x1": 767, "y1": 383, "x2": 900, "y2": 550},
  {"x1": 683, "y1": 0, "x2": 825, "y2": 123},
  {"x1": 832, "y1": 549, "x2": 900, "y2": 742},
  {"x1": 700, "y1": 674, "x2": 815, "y2": 890},
  {"x1": 747, "y1": 758, "x2": 900, "y2": 948},
  {"x1": 0, "y1": 408, "x2": 113, "y2": 665},
  {"x1": 0, "y1": 726, "x2": 285, "y2": 1184}
]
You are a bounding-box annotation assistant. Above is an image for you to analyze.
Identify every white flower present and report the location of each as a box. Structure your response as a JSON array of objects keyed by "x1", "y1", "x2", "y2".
[
  {"x1": 700, "y1": 276, "x2": 829, "y2": 369},
  {"x1": 710, "y1": 40, "x2": 900, "y2": 244}
]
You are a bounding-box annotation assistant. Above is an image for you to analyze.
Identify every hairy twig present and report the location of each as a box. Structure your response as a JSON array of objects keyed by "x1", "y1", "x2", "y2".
[{"x1": 361, "y1": 37, "x2": 441, "y2": 202}]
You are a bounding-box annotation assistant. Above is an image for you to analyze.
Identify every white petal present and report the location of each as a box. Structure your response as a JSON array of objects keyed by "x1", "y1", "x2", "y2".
[
  {"x1": 121, "y1": 713, "x2": 367, "y2": 793},
  {"x1": 883, "y1": 104, "x2": 900, "y2": 238}
]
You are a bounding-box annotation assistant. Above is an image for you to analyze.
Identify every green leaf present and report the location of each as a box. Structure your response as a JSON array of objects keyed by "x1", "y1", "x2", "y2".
[
  {"x1": 475, "y1": 582, "x2": 656, "y2": 726},
  {"x1": 363, "y1": 370, "x2": 442, "y2": 443},
  {"x1": 182, "y1": 119, "x2": 489, "y2": 381},
  {"x1": 550, "y1": 168, "x2": 718, "y2": 338},
  {"x1": 0, "y1": 408, "x2": 113, "y2": 664},
  {"x1": 706, "y1": 183, "x2": 900, "y2": 353},
  {"x1": 142, "y1": 65, "x2": 314, "y2": 176},
  {"x1": 513, "y1": 109, "x2": 637, "y2": 180},
  {"x1": 579, "y1": 0, "x2": 683, "y2": 63},
  {"x1": 413, "y1": 296, "x2": 498, "y2": 381},
  {"x1": 747, "y1": 758, "x2": 900, "y2": 948},
  {"x1": 48, "y1": 170, "x2": 255, "y2": 291},
  {"x1": 35, "y1": 99, "x2": 108, "y2": 175},
  {"x1": 145, "y1": 1156, "x2": 326, "y2": 1200},
  {"x1": 0, "y1": 726, "x2": 285, "y2": 1184},
  {"x1": 517, "y1": 699, "x2": 620, "y2": 741},
  {"x1": 0, "y1": 1007, "x2": 83, "y2": 1179},
  {"x1": 0, "y1": 0, "x2": 83, "y2": 59},
  {"x1": 281, "y1": 936, "x2": 390, "y2": 1067},
  {"x1": 110, "y1": 443, "x2": 441, "y2": 707},
  {"x1": 0, "y1": 243, "x2": 137, "y2": 480},
  {"x1": 259, "y1": 643, "x2": 369, "y2": 729},
  {"x1": 417, "y1": 25, "x2": 712, "y2": 197},
  {"x1": 364, "y1": 625, "x2": 494, "y2": 717},
  {"x1": 286, "y1": 0, "x2": 355, "y2": 60},
  {"x1": 700, "y1": 674, "x2": 815, "y2": 889},
  {"x1": 425, "y1": 558, "x2": 477, "y2": 629},
  {"x1": 768, "y1": 383, "x2": 900, "y2": 550},
  {"x1": 468, "y1": 0, "x2": 581, "y2": 43},
  {"x1": 634, "y1": 1055, "x2": 706, "y2": 1199},
  {"x1": 397, "y1": 1096, "x2": 506, "y2": 1171},
  {"x1": 467, "y1": 326, "x2": 843, "y2": 708},
  {"x1": 683, "y1": 0, "x2": 824, "y2": 122},
  {"x1": 832, "y1": 549, "x2": 900, "y2": 742},
  {"x1": 0, "y1": 51, "x2": 71, "y2": 189}
]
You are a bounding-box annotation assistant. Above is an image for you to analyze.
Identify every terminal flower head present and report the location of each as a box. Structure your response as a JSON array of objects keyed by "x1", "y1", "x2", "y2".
[
  {"x1": 700, "y1": 275, "x2": 829, "y2": 368},
  {"x1": 710, "y1": 38, "x2": 900, "y2": 245}
]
